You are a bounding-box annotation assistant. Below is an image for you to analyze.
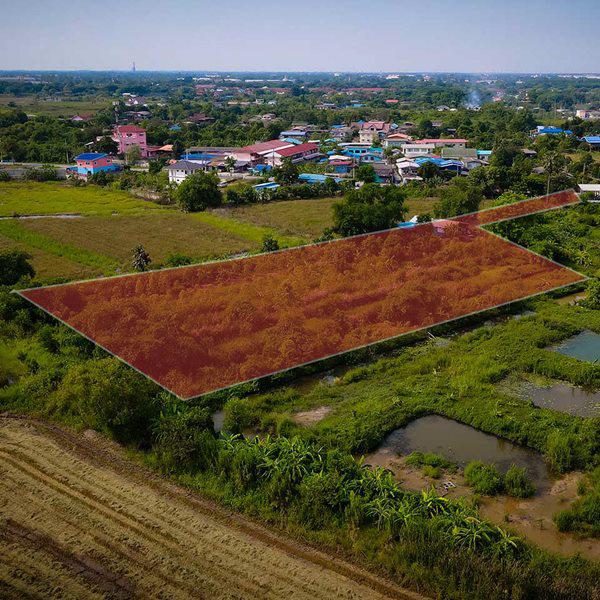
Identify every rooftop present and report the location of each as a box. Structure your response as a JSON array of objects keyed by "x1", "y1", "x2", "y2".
[{"x1": 75, "y1": 153, "x2": 108, "y2": 161}]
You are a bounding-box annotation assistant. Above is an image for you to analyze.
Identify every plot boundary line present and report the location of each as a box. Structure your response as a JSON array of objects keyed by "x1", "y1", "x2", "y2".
[{"x1": 15, "y1": 189, "x2": 588, "y2": 400}]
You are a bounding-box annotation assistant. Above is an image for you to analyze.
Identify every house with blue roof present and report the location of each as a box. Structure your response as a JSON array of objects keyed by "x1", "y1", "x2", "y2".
[
  {"x1": 68, "y1": 153, "x2": 119, "y2": 179},
  {"x1": 535, "y1": 126, "x2": 573, "y2": 136},
  {"x1": 583, "y1": 136, "x2": 600, "y2": 149}
]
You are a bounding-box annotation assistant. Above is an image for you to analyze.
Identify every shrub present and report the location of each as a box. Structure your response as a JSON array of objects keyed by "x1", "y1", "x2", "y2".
[
  {"x1": 153, "y1": 405, "x2": 218, "y2": 473},
  {"x1": 0, "y1": 170, "x2": 11, "y2": 182},
  {"x1": 176, "y1": 171, "x2": 222, "y2": 212},
  {"x1": 0, "y1": 249, "x2": 35, "y2": 285},
  {"x1": 503, "y1": 464, "x2": 536, "y2": 498},
  {"x1": 545, "y1": 430, "x2": 576, "y2": 473},
  {"x1": 51, "y1": 358, "x2": 159, "y2": 444},
  {"x1": 464, "y1": 461, "x2": 504, "y2": 495}
]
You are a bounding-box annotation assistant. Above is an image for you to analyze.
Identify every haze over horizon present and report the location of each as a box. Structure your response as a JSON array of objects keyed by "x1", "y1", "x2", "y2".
[{"x1": 1, "y1": 0, "x2": 598, "y2": 74}]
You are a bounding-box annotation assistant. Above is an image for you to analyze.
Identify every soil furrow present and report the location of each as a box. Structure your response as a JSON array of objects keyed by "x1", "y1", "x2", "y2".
[{"x1": 0, "y1": 415, "x2": 425, "y2": 600}]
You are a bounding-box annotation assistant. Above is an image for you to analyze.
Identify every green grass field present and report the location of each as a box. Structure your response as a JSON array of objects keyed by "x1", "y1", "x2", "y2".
[
  {"x1": 18, "y1": 214, "x2": 258, "y2": 268},
  {"x1": 0, "y1": 232, "x2": 97, "y2": 280},
  {"x1": 218, "y1": 198, "x2": 338, "y2": 239},
  {"x1": 0, "y1": 95, "x2": 110, "y2": 117},
  {"x1": 0, "y1": 181, "x2": 169, "y2": 217}
]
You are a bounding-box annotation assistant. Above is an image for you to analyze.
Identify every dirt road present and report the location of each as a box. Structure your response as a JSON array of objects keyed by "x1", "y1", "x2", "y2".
[{"x1": 0, "y1": 416, "x2": 423, "y2": 600}]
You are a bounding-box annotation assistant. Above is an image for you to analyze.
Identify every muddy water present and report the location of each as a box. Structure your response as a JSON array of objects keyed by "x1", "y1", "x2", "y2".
[
  {"x1": 366, "y1": 417, "x2": 600, "y2": 559},
  {"x1": 292, "y1": 366, "x2": 350, "y2": 394},
  {"x1": 518, "y1": 381, "x2": 600, "y2": 417},
  {"x1": 550, "y1": 330, "x2": 600, "y2": 362},
  {"x1": 369, "y1": 415, "x2": 550, "y2": 490},
  {"x1": 212, "y1": 410, "x2": 225, "y2": 433}
]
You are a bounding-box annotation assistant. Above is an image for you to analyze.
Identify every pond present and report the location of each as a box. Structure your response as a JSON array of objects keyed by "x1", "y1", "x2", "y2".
[
  {"x1": 369, "y1": 415, "x2": 550, "y2": 490},
  {"x1": 550, "y1": 330, "x2": 600, "y2": 362},
  {"x1": 516, "y1": 380, "x2": 600, "y2": 418}
]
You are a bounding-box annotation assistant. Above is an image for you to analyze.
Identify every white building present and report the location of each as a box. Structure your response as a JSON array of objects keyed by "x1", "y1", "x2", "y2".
[
  {"x1": 167, "y1": 160, "x2": 206, "y2": 185},
  {"x1": 401, "y1": 143, "x2": 435, "y2": 158}
]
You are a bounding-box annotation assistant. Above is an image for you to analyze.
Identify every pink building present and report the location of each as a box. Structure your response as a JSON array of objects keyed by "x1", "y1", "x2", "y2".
[{"x1": 112, "y1": 125, "x2": 148, "y2": 157}]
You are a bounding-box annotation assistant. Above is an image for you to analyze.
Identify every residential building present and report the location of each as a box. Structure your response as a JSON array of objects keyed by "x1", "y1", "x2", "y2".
[
  {"x1": 112, "y1": 125, "x2": 148, "y2": 157},
  {"x1": 329, "y1": 125, "x2": 354, "y2": 142},
  {"x1": 68, "y1": 153, "x2": 119, "y2": 179},
  {"x1": 401, "y1": 143, "x2": 436, "y2": 158},
  {"x1": 358, "y1": 121, "x2": 392, "y2": 144},
  {"x1": 384, "y1": 133, "x2": 413, "y2": 149},
  {"x1": 278, "y1": 130, "x2": 309, "y2": 142},
  {"x1": 575, "y1": 109, "x2": 600, "y2": 121},
  {"x1": 262, "y1": 142, "x2": 320, "y2": 166},
  {"x1": 578, "y1": 184, "x2": 600, "y2": 200},
  {"x1": 396, "y1": 159, "x2": 421, "y2": 183},
  {"x1": 167, "y1": 160, "x2": 206, "y2": 185},
  {"x1": 583, "y1": 136, "x2": 600, "y2": 149},
  {"x1": 230, "y1": 140, "x2": 295, "y2": 164},
  {"x1": 416, "y1": 138, "x2": 468, "y2": 149},
  {"x1": 440, "y1": 147, "x2": 478, "y2": 160},
  {"x1": 372, "y1": 163, "x2": 397, "y2": 184},
  {"x1": 341, "y1": 145, "x2": 384, "y2": 163},
  {"x1": 535, "y1": 126, "x2": 573, "y2": 136}
]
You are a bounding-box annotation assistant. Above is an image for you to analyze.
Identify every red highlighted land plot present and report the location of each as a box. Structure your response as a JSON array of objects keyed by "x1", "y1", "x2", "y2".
[{"x1": 19, "y1": 190, "x2": 585, "y2": 399}]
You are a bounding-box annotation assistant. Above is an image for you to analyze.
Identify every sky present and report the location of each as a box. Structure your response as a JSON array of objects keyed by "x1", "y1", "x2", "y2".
[{"x1": 0, "y1": 0, "x2": 599, "y2": 73}]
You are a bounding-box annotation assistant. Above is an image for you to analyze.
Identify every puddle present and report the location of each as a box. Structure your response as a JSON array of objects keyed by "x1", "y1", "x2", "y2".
[
  {"x1": 292, "y1": 366, "x2": 349, "y2": 394},
  {"x1": 368, "y1": 415, "x2": 550, "y2": 490},
  {"x1": 515, "y1": 380, "x2": 600, "y2": 417},
  {"x1": 0, "y1": 213, "x2": 82, "y2": 220},
  {"x1": 550, "y1": 330, "x2": 600, "y2": 362},
  {"x1": 291, "y1": 406, "x2": 332, "y2": 426},
  {"x1": 212, "y1": 410, "x2": 225, "y2": 433}
]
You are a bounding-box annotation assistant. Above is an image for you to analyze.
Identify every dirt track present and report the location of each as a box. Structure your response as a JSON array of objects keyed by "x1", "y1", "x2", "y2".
[{"x1": 0, "y1": 416, "x2": 424, "y2": 600}]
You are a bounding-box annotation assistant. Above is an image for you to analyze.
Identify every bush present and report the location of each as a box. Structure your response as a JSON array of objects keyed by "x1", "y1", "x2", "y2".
[
  {"x1": 464, "y1": 461, "x2": 504, "y2": 495},
  {"x1": 153, "y1": 404, "x2": 218, "y2": 473},
  {"x1": 22, "y1": 164, "x2": 58, "y2": 181},
  {"x1": 503, "y1": 464, "x2": 536, "y2": 498},
  {"x1": 176, "y1": 171, "x2": 222, "y2": 212},
  {"x1": 0, "y1": 170, "x2": 11, "y2": 182},
  {"x1": 0, "y1": 249, "x2": 35, "y2": 285},
  {"x1": 545, "y1": 430, "x2": 576, "y2": 473},
  {"x1": 51, "y1": 358, "x2": 159, "y2": 444}
]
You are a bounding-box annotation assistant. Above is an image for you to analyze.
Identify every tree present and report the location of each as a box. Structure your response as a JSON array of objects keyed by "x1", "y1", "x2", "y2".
[
  {"x1": 175, "y1": 171, "x2": 223, "y2": 212},
  {"x1": 95, "y1": 136, "x2": 118, "y2": 155},
  {"x1": 584, "y1": 278, "x2": 600, "y2": 310},
  {"x1": 53, "y1": 358, "x2": 159, "y2": 444},
  {"x1": 0, "y1": 250, "x2": 35, "y2": 286},
  {"x1": 261, "y1": 234, "x2": 280, "y2": 252},
  {"x1": 355, "y1": 164, "x2": 377, "y2": 183},
  {"x1": 273, "y1": 158, "x2": 299, "y2": 185},
  {"x1": 224, "y1": 156, "x2": 236, "y2": 173},
  {"x1": 434, "y1": 179, "x2": 484, "y2": 218},
  {"x1": 332, "y1": 184, "x2": 406, "y2": 237},
  {"x1": 542, "y1": 151, "x2": 570, "y2": 195},
  {"x1": 132, "y1": 245, "x2": 151, "y2": 272},
  {"x1": 125, "y1": 144, "x2": 142, "y2": 165}
]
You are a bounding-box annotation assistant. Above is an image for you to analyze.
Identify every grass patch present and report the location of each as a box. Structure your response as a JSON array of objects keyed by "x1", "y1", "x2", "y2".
[
  {"x1": 0, "y1": 232, "x2": 96, "y2": 281},
  {"x1": 0, "y1": 94, "x2": 110, "y2": 117},
  {"x1": 0, "y1": 181, "x2": 169, "y2": 217},
  {"x1": 0, "y1": 220, "x2": 117, "y2": 274},
  {"x1": 220, "y1": 197, "x2": 338, "y2": 239},
  {"x1": 18, "y1": 213, "x2": 258, "y2": 268},
  {"x1": 195, "y1": 210, "x2": 305, "y2": 247}
]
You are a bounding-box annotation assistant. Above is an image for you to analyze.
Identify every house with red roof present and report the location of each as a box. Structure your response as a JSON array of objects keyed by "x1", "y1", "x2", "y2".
[
  {"x1": 262, "y1": 142, "x2": 320, "y2": 166},
  {"x1": 112, "y1": 125, "x2": 148, "y2": 157},
  {"x1": 229, "y1": 140, "x2": 295, "y2": 164}
]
